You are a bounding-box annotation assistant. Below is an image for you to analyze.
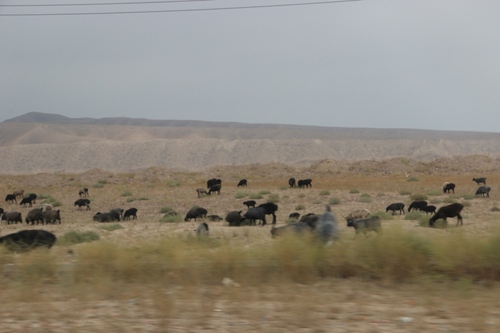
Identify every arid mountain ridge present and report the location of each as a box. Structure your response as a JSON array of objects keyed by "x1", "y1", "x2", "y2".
[{"x1": 1, "y1": 112, "x2": 500, "y2": 174}]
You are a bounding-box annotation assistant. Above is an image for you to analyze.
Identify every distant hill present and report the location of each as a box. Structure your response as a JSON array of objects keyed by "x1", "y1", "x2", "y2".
[{"x1": 1, "y1": 112, "x2": 500, "y2": 174}]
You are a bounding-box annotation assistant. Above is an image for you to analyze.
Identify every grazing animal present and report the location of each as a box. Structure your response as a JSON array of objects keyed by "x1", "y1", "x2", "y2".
[
  {"x1": 208, "y1": 184, "x2": 221, "y2": 195},
  {"x1": 243, "y1": 207, "x2": 268, "y2": 225},
  {"x1": 473, "y1": 177, "x2": 487, "y2": 185},
  {"x1": 299, "y1": 213, "x2": 321, "y2": 229},
  {"x1": 385, "y1": 203, "x2": 405, "y2": 215},
  {"x1": 184, "y1": 206, "x2": 208, "y2": 221},
  {"x1": 25, "y1": 208, "x2": 44, "y2": 225},
  {"x1": 19, "y1": 197, "x2": 35, "y2": 207},
  {"x1": 207, "y1": 178, "x2": 222, "y2": 189},
  {"x1": 297, "y1": 179, "x2": 312, "y2": 188},
  {"x1": 207, "y1": 214, "x2": 223, "y2": 221},
  {"x1": 27, "y1": 193, "x2": 37, "y2": 203},
  {"x1": 347, "y1": 216, "x2": 382, "y2": 238},
  {"x1": 0, "y1": 230, "x2": 56, "y2": 251},
  {"x1": 315, "y1": 205, "x2": 339, "y2": 245},
  {"x1": 79, "y1": 188, "x2": 89, "y2": 197},
  {"x1": 345, "y1": 208, "x2": 371, "y2": 221},
  {"x1": 257, "y1": 202, "x2": 278, "y2": 225},
  {"x1": 237, "y1": 179, "x2": 247, "y2": 187},
  {"x1": 12, "y1": 190, "x2": 24, "y2": 200},
  {"x1": 196, "y1": 188, "x2": 208, "y2": 197},
  {"x1": 108, "y1": 210, "x2": 121, "y2": 221},
  {"x1": 123, "y1": 208, "x2": 138, "y2": 220},
  {"x1": 288, "y1": 178, "x2": 296, "y2": 188},
  {"x1": 475, "y1": 186, "x2": 491, "y2": 198},
  {"x1": 420, "y1": 205, "x2": 437, "y2": 214},
  {"x1": 270, "y1": 221, "x2": 314, "y2": 238},
  {"x1": 408, "y1": 200, "x2": 428, "y2": 212},
  {"x1": 110, "y1": 208, "x2": 124, "y2": 218},
  {"x1": 195, "y1": 222, "x2": 209, "y2": 238},
  {"x1": 225, "y1": 210, "x2": 244, "y2": 226},
  {"x1": 93, "y1": 212, "x2": 114, "y2": 223},
  {"x1": 0, "y1": 208, "x2": 3, "y2": 215},
  {"x1": 429, "y1": 203, "x2": 464, "y2": 227},
  {"x1": 43, "y1": 209, "x2": 62, "y2": 224},
  {"x1": 243, "y1": 200, "x2": 256, "y2": 208},
  {"x1": 288, "y1": 212, "x2": 301, "y2": 220},
  {"x1": 2, "y1": 211, "x2": 22, "y2": 224},
  {"x1": 443, "y1": 182, "x2": 456, "y2": 194},
  {"x1": 74, "y1": 199, "x2": 91, "y2": 210},
  {"x1": 5, "y1": 194, "x2": 16, "y2": 204}
]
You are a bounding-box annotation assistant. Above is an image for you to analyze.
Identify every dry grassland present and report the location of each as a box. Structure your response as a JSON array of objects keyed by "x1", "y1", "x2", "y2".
[{"x1": 1, "y1": 161, "x2": 500, "y2": 332}]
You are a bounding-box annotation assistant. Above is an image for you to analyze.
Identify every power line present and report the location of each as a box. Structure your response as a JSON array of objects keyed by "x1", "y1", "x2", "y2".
[
  {"x1": 0, "y1": 0, "x2": 214, "y2": 7},
  {"x1": 0, "y1": 0, "x2": 362, "y2": 17}
]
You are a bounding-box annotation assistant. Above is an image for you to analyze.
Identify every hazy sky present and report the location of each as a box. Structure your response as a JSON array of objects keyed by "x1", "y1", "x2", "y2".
[{"x1": 2, "y1": 0, "x2": 500, "y2": 132}]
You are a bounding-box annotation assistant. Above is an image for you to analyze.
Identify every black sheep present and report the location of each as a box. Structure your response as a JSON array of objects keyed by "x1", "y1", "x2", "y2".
[{"x1": 429, "y1": 203, "x2": 464, "y2": 227}]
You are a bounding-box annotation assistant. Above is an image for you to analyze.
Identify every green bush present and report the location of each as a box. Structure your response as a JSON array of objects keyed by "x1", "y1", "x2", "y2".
[
  {"x1": 259, "y1": 190, "x2": 271, "y2": 195},
  {"x1": 372, "y1": 211, "x2": 394, "y2": 220},
  {"x1": 126, "y1": 197, "x2": 136, "y2": 202},
  {"x1": 121, "y1": 191, "x2": 133, "y2": 197},
  {"x1": 404, "y1": 211, "x2": 423, "y2": 220},
  {"x1": 52, "y1": 201, "x2": 62, "y2": 207},
  {"x1": 98, "y1": 179, "x2": 108, "y2": 185},
  {"x1": 462, "y1": 194, "x2": 475, "y2": 200},
  {"x1": 360, "y1": 193, "x2": 371, "y2": 198},
  {"x1": 99, "y1": 224, "x2": 124, "y2": 231},
  {"x1": 160, "y1": 206, "x2": 176, "y2": 214},
  {"x1": 235, "y1": 191, "x2": 248, "y2": 199},
  {"x1": 491, "y1": 206, "x2": 500, "y2": 212},
  {"x1": 329, "y1": 197, "x2": 340, "y2": 205},
  {"x1": 427, "y1": 189, "x2": 442, "y2": 196},
  {"x1": 359, "y1": 197, "x2": 372, "y2": 203},
  {"x1": 159, "y1": 214, "x2": 183, "y2": 223},
  {"x1": 92, "y1": 183, "x2": 104, "y2": 188},
  {"x1": 410, "y1": 194, "x2": 428, "y2": 201},
  {"x1": 167, "y1": 180, "x2": 180, "y2": 187},
  {"x1": 295, "y1": 204, "x2": 306, "y2": 210},
  {"x1": 249, "y1": 193, "x2": 263, "y2": 200},
  {"x1": 267, "y1": 193, "x2": 280, "y2": 204},
  {"x1": 58, "y1": 231, "x2": 100, "y2": 245},
  {"x1": 399, "y1": 190, "x2": 412, "y2": 195},
  {"x1": 319, "y1": 190, "x2": 330, "y2": 196},
  {"x1": 349, "y1": 189, "x2": 359, "y2": 194}
]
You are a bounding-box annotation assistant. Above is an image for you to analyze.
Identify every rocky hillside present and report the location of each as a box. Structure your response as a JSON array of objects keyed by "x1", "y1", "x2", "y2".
[{"x1": 1, "y1": 112, "x2": 500, "y2": 174}]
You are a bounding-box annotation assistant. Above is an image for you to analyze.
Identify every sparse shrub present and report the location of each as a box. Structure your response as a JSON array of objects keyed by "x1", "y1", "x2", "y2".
[
  {"x1": 399, "y1": 190, "x2": 412, "y2": 195},
  {"x1": 359, "y1": 197, "x2": 372, "y2": 203},
  {"x1": 405, "y1": 211, "x2": 423, "y2": 220},
  {"x1": 235, "y1": 191, "x2": 248, "y2": 199},
  {"x1": 92, "y1": 183, "x2": 104, "y2": 188},
  {"x1": 259, "y1": 190, "x2": 271, "y2": 195},
  {"x1": 159, "y1": 215, "x2": 183, "y2": 223},
  {"x1": 52, "y1": 201, "x2": 62, "y2": 207},
  {"x1": 319, "y1": 190, "x2": 330, "y2": 196},
  {"x1": 427, "y1": 189, "x2": 442, "y2": 196},
  {"x1": 429, "y1": 198, "x2": 442, "y2": 204},
  {"x1": 137, "y1": 197, "x2": 149, "y2": 201},
  {"x1": 160, "y1": 206, "x2": 175, "y2": 214},
  {"x1": 99, "y1": 224, "x2": 124, "y2": 231},
  {"x1": 126, "y1": 197, "x2": 136, "y2": 202},
  {"x1": 410, "y1": 194, "x2": 428, "y2": 201},
  {"x1": 167, "y1": 180, "x2": 180, "y2": 187},
  {"x1": 491, "y1": 206, "x2": 500, "y2": 212},
  {"x1": 462, "y1": 194, "x2": 475, "y2": 200},
  {"x1": 418, "y1": 216, "x2": 446, "y2": 228},
  {"x1": 461, "y1": 201, "x2": 471, "y2": 207},
  {"x1": 360, "y1": 193, "x2": 371, "y2": 198},
  {"x1": 407, "y1": 176, "x2": 419, "y2": 182},
  {"x1": 295, "y1": 204, "x2": 306, "y2": 210},
  {"x1": 443, "y1": 197, "x2": 457, "y2": 204},
  {"x1": 298, "y1": 193, "x2": 306, "y2": 198},
  {"x1": 312, "y1": 199, "x2": 322, "y2": 204},
  {"x1": 249, "y1": 193, "x2": 263, "y2": 200},
  {"x1": 349, "y1": 189, "x2": 359, "y2": 194},
  {"x1": 267, "y1": 193, "x2": 279, "y2": 203},
  {"x1": 282, "y1": 194, "x2": 289, "y2": 199},
  {"x1": 121, "y1": 191, "x2": 133, "y2": 197},
  {"x1": 98, "y1": 179, "x2": 108, "y2": 185},
  {"x1": 58, "y1": 231, "x2": 100, "y2": 245},
  {"x1": 279, "y1": 186, "x2": 288, "y2": 190},
  {"x1": 372, "y1": 211, "x2": 394, "y2": 220},
  {"x1": 329, "y1": 197, "x2": 340, "y2": 205}
]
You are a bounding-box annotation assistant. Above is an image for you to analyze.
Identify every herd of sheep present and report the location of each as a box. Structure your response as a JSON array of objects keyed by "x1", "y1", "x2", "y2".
[{"x1": 0, "y1": 175, "x2": 493, "y2": 250}]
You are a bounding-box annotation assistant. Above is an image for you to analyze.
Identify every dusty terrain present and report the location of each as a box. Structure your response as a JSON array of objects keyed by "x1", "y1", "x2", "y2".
[
  {"x1": 1, "y1": 162, "x2": 500, "y2": 332},
  {"x1": 1, "y1": 113, "x2": 500, "y2": 332}
]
